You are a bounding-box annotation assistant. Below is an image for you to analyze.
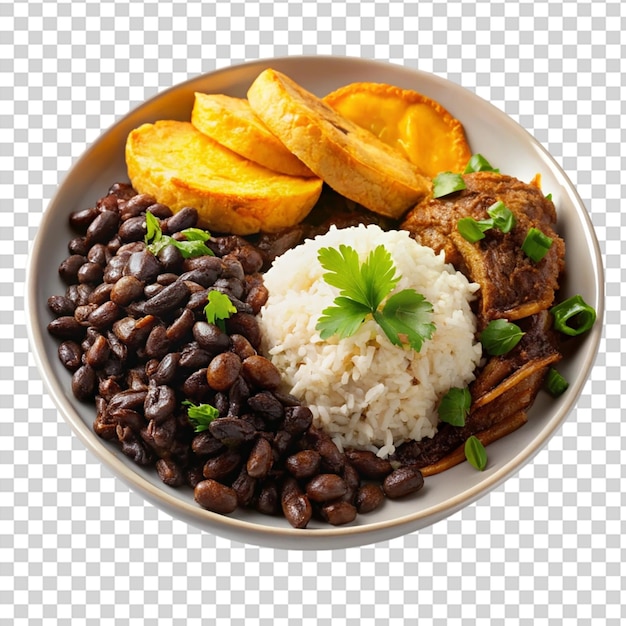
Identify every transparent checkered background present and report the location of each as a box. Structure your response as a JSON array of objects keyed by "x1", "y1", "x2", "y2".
[{"x1": 2, "y1": 0, "x2": 624, "y2": 624}]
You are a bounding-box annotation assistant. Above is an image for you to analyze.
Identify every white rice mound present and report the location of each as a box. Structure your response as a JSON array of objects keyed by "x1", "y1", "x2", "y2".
[{"x1": 258, "y1": 224, "x2": 483, "y2": 458}]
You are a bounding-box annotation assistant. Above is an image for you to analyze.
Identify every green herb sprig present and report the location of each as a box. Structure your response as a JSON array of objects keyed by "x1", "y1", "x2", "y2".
[
  {"x1": 182, "y1": 400, "x2": 219, "y2": 432},
  {"x1": 144, "y1": 211, "x2": 214, "y2": 259},
  {"x1": 204, "y1": 290, "x2": 237, "y2": 331},
  {"x1": 315, "y1": 244, "x2": 436, "y2": 352},
  {"x1": 479, "y1": 319, "x2": 525, "y2": 356}
]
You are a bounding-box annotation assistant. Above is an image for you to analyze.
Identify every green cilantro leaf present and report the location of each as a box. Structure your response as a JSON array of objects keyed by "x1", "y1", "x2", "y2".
[
  {"x1": 182, "y1": 400, "x2": 219, "y2": 432},
  {"x1": 463, "y1": 154, "x2": 499, "y2": 174},
  {"x1": 144, "y1": 212, "x2": 214, "y2": 259},
  {"x1": 374, "y1": 289, "x2": 436, "y2": 352},
  {"x1": 438, "y1": 386, "x2": 471, "y2": 427},
  {"x1": 317, "y1": 297, "x2": 371, "y2": 340},
  {"x1": 204, "y1": 290, "x2": 237, "y2": 331},
  {"x1": 315, "y1": 245, "x2": 435, "y2": 352}
]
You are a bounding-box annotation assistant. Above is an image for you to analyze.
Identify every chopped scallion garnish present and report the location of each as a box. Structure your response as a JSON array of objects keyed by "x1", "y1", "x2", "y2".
[
  {"x1": 432, "y1": 172, "x2": 466, "y2": 198},
  {"x1": 463, "y1": 154, "x2": 499, "y2": 174},
  {"x1": 549, "y1": 295, "x2": 596, "y2": 337},
  {"x1": 521, "y1": 227, "x2": 553, "y2": 262},
  {"x1": 486, "y1": 200, "x2": 516, "y2": 234},
  {"x1": 457, "y1": 217, "x2": 491, "y2": 243},
  {"x1": 545, "y1": 367, "x2": 569, "y2": 397}
]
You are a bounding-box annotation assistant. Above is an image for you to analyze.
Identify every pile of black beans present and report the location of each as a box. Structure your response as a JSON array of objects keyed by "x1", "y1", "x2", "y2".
[{"x1": 46, "y1": 182, "x2": 424, "y2": 528}]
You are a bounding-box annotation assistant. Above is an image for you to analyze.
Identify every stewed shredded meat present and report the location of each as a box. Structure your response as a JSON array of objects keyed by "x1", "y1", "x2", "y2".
[{"x1": 401, "y1": 171, "x2": 565, "y2": 327}]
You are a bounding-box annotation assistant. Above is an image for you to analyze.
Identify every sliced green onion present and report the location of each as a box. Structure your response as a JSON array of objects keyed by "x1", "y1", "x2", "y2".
[
  {"x1": 465, "y1": 436, "x2": 488, "y2": 471},
  {"x1": 438, "y1": 386, "x2": 471, "y2": 427},
  {"x1": 486, "y1": 201, "x2": 516, "y2": 234},
  {"x1": 433, "y1": 172, "x2": 466, "y2": 198},
  {"x1": 549, "y1": 295, "x2": 597, "y2": 336},
  {"x1": 480, "y1": 319, "x2": 525, "y2": 356},
  {"x1": 521, "y1": 227, "x2": 553, "y2": 262},
  {"x1": 545, "y1": 367, "x2": 569, "y2": 397},
  {"x1": 457, "y1": 217, "x2": 491, "y2": 243},
  {"x1": 464, "y1": 154, "x2": 499, "y2": 174}
]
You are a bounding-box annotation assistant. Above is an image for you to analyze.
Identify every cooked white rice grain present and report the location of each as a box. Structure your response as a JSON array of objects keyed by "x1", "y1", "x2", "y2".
[{"x1": 258, "y1": 224, "x2": 482, "y2": 458}]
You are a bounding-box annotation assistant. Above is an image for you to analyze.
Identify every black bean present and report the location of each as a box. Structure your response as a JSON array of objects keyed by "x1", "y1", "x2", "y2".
[
  {"x1": 108, "y1": 182, "x2": 135, "y2": 200},
  {"x1": 73, "y1": 303, "x2": 98, "y2": 325},
  {"x1": 77, "y1": 262, "x2": 104, "y2": 285},
  {"x1": 87, "y1": 282, "x2": 113, "y2": 306},
  {"x1": 230, "y1": 334, "x2": 256, "y2": 360},
  {"x1": 47, "y1": 316, "x2": 86, "y2": 341},
  {"x1": 84, "y1": 334, "x2": 110, "y2": 369},
  {"x1": 58, "y1": 340, "x2": 83, "y2": 371},
  {"x1": 382, "y1": 466, "x2": 424, "y2": 499},
  {"x1": 112, "y1": 315, "x2": 157, "y2": 349},
  {"x1": 355, "y1": 483, "x2": 385, "y2": 514},
  {"x1": 213, "y1": 277, "x2": 245, "y2": 301},
  {"x1": 283, "y1": 405, "x2": 313, "y2": 435},
  {"x1": 97, "y1": 193, "x2": 121, "y2": 211},
  {"x1": 116, "y1": 425, "x2": 153, "y2": 466},
  {"x1": 206, "y1": 352, "x2": 242, "y2": 391},
  {"x1": 71, "y1": 364, "x2": 96, "y2": 402},
  {"x1": 202, "y1": 448, "x2": 242, "y2": 481},
  {"x1": 231, "y1": 466, "x2": 256, "y2": 507},
  {"x1": 256, "y1": 481, "x2": 280, "y2": 516},
  {"x1": 246, "y1": 437, "x2": 273, "y2": 478},
  {"x1": 272, "y1": 429, "x2": 294, "y2": 459},
  {"x1": 144, "y1": 383, "x2": 176, "y2": 424},
  {"x1": 241, "y1": 355, "x2": 281, "y2": 390},
  {"x1": 221, "y1": 255, "x2": 245, "y2": 281},
  {"x1": 247, "y1": 391, "x2": 284, "y2": 421},
  {"x1": 233, "y1": 245, "x2": 264, "y2": 275},
  {"x1": 120, "y1": 193, "x2": 157, "y2": 220},
  {"x1": 156, "y1": 458, "x2": 185, "y2": 487},
  {"x1": 87, "y1": 243, "x2": 110, "y2": 267},
  {"x1": 156, "y1": 272, "x2": 179, "y2": 286},
  {"x1": 181, "y1": 368, "x2": 211, "y2": 403},
  {"x1": 144, "y1": 325, "x2": 170, "y2": 359},
  {"x1": 151, "y1": 352, "x2": 180, "y2": 386},
  {"x1": 87, "y1": 300, "x2": 121, "y2": 330},
  {"x1": 69, "y1": 206, "x2": 99, "y2": 232},
  {"x1": 98, "y1": 377, "x2": 122, "y2": 402},
  {"x1": 209, "y1": 416, "x2": 256, "y2": 446},
  {"x1": 110, "y1": 275, "x2": 144, "y2": 306},
  {"x1": 118, "y1": 215, "x2": 147, "y2": 242},
  {"x1": 85, "y1": 210, "x2": 120, "y2": 246},
  {"x1": 192, "y1": 321, "x2": 230, "y2": 354},
  {"x1": 108, "y1": 408, "x2": 145, "y2": 432},
  {"x1": 67, "y1": 236, "x2": 89, "y2": 256},
  {"x1": 108, "y1": 389, "x2": 148, "y2": 414},
  {"x1": 102, "y1": 255, "x2": 127, "y2": 284},
  {"x1": 194, "y1": 479, "x2": 238, "y2": 514},
  {"x1": 225, "y1": 312, "x2": 261, "y2": 348},
  {"x1": 320, "y1": 501, "x2": 357, "y2": 526},
  {"x1": 305, "y1": 474, "x2": 348, "y2": 503},
  {"x1": 154, "y1": 244, "x2": 183, "y2": 274},
  {"x1": 285, "y1": 449, "x2": 321, "y2": 479},
  {"x1": 58, "y1": 254, "x2": 87, "y2": 284},
  {"x1": 178, "y1": 342, "x2": 211, "y2": 369},
  {"x1": 165, "y1": 307, "x2": 195, "y2": 344},
  {"x1": 106, "y1": 329, "x2": 127, "y2": 363},
  {"x1": 124, "y1": 250, "x2": 162, "y2": 283},
  {"x1": 341, "y1": 461, "x2": 360, "y2": 505},
  {"x1": 143, "y1": 283, "x2": 164, "y2": 299},
  {"x1": 344, "y1": 449, "x2": 393, "y2": 480},
  {"x1": 183, "y1": 254, "x2": 223, "y2": 276},
  {"x1": 163, "y1": 207, "x2": 198, "y2": 234},
  {"x1": 47, "y1": 295, "x2": 75, "y2": 316},
  {"x1": 179, "y1": 267, "x2": 218, "y2": 288},
  {"x1": 146, "y1": 203, "x2": 173, "y2": 219},
  {"x1": 191, "y1": 431, "x2": 224, "y2": 457},
  {"x1": 281, "y1": 477, "x2": 312, "y2": 529},
  {"x1": 143, "y1": 280, "x2": 190, "y2": 316},
  {"x1": 245, "y1": 280, "x2": 269, "y2": 315}
]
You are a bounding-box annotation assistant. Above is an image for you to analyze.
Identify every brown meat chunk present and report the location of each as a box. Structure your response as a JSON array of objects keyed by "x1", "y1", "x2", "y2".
[{"x1": 401, "y1": 172, "x2": 565, "y2": 326}]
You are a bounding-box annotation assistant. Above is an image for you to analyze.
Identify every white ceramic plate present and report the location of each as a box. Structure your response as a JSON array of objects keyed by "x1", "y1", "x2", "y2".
[{"x1": 26, "y1": 56, "x2": 603, "y2": 550}]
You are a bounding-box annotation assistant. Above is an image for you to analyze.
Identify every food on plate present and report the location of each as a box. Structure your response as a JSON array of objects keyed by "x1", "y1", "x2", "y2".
[
  {"x1": 401, "y1": 170, "x2": 565, "y2": 325},
  {"x1": 246, "y1": 68, "x2": 432, "y2": 219},
  {"x1": 125, "y1": 120, "x2": 323, "y2": 235},
  {"x1": 258, "y1": 224, "x2": 482, "y2": 458},
  {"x1": 45, "y1": 69, "x2": 597, "y2": 528},
  {"x1": 323, "y1": 81, "x2": 472, "y2": 178},
  {"x1": 191, "y1": 93, "x2": 315, "y2": 177}
]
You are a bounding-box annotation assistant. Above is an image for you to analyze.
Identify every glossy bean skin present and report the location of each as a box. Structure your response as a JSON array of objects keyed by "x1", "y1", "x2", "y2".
[
  {"x1": 382, "y1": 466, "x2": 424, "y2": 499},
  {"x1": 194, "y1": 479, "x2": 238, "y2": 514},
  {"x1": 48, "y1": 185, "x2": 434, "y2": 528}
]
